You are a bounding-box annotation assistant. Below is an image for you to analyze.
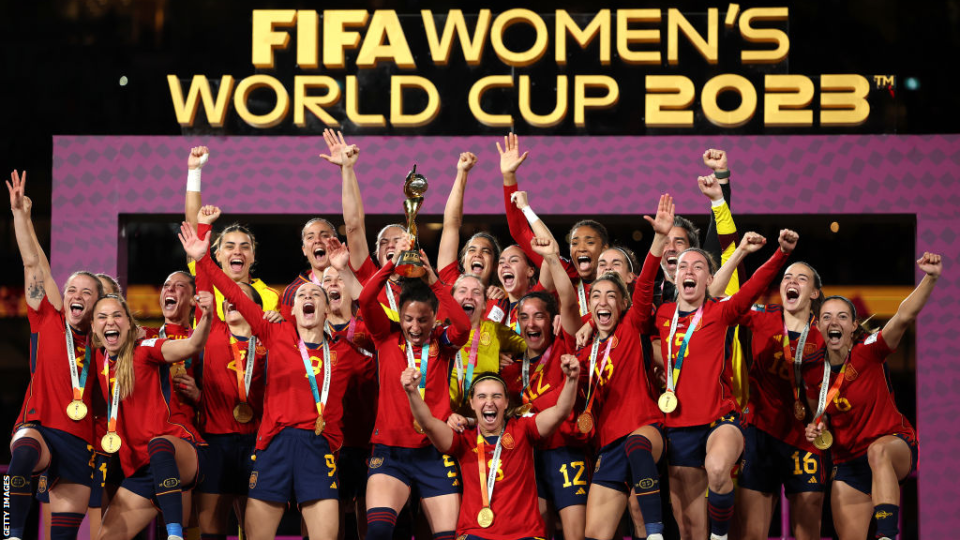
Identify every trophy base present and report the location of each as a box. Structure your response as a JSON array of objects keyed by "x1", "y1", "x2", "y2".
[{"x1": 395, "y1": 250, "x2": 426, "y2": 278}]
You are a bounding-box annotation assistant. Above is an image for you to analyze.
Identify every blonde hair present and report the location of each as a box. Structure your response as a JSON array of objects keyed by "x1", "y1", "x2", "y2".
[{"x1": 92, "y1": 295, "x2": 140, "y2": 401}]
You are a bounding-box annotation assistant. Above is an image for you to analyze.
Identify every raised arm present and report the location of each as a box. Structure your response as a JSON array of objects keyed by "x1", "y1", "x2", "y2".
[
  {"x1": 326, "y1": 236, "x2": 364, "y2": 301},
  {"x1": 357, "y1": 258, "x2": 398, "y2": 343},
  {"x1": 701, "y1": 149, "x2": 734, "y2": 264},
  {"x1": 321, "y1": 130, "x2": 369, "y2": 272},
  {"x1": 184, "y1": 146, "x2": 208, "y2": 232},
  {"x1": 437, "y1": 152, "x2": 478, "y2": 271},
  {"x1": 161, "y1": 290, "x2": 212, "y2": 362},
  {"x1": 8, "y1": 171, "x2": 61, "y2": 310},
  {"x1": 718, "y1": 229, "x2": 797, "y2": 324},
  {"x1": 881, "y1": 252, "x2": 942, "y2": 350},
  {"x1": 402, "y1": 367, "x2": 454, "y2": 452},
  {"x1": 534, "y1": 354, "x2": 580, "y2": 437},
  {"x1": 709, "y1": 232, "x2": 766, "y2": 297},
  {"x1": 531, "y1": 237, "x2": 580, "y2": 335}
]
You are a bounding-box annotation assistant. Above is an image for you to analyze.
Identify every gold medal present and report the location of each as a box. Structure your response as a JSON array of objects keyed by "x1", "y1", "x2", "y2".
[
  {"x1": 314, "y1": 415, "x2": 325, "y2": 435},
  {"x1": 576, "y1": 411, "x2": 594, "y2": 434},
  {"x1": 413, "y1": 419, "x2": 425, "y2": 434},
  {"x1": 477, "y1": 507, "x2": 495, "y2": 528},
  {"x1": 233, "y1": 402, "x2": 253, "y2": 424},
  {"x1": 793, "y1": 401, "x2": 807, "y2": 421},
  {"x1": 101, "y1": 432, "x2": 122, "y2": 454},
  {"x1": 517, "y1": 403, "x2": 533, "y2": 415},
  {"x1": 813, "y1": 429, "x2": 833, "y2": 450},
  {"x1": 66, "y1": 399, "x2": 88, "y2": 421},
  {"x1": 171, "y1": 362, "x2": 187, "y2": 379},
  {"x1": 658, "y1": 392, "x2": 678, "y2": 414}
]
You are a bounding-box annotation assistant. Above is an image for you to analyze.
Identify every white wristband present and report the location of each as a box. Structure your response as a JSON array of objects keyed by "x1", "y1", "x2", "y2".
[
  {"x1": 521, "y1": 206, "x2": 540, "y2": 226},
  {"x1": 187, "y1": 168, "x2": 202, "y2": 192},
  {"x1": 710, "y1": 197, "x2": 726, "y2": 207}
]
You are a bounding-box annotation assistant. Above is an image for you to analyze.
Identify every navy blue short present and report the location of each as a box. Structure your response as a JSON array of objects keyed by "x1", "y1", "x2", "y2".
[
  {"x1": 196, "y1": 433, "x2": 256, "y2": 496},
  {"x1": 88, "y1": 453, "x2": 116, "y2": 507},
  {"x1": 739, "y1": 426, "x2": 826, "y2": 495},
  {"x1": 666, "y1": 412, "x2": 743, "y2": 468},
  {"x1": 120, "y1": 441, "x2": 203, "y2": 503},
  {"x1": 367, "y1": 444, "x2": 461, "y2": 499},
  {"x1": 338, "y1": 446, "x2": 370, "y2": 502},
  {"x1": 535, "y1": 446, "x2": 589, "y2": 509},
  {"x1": 248, "y1": 428, "x2": 339, "y2": 505},
  {"x1": 18, "y1": 424, "x2": 94, "y2": 497},
  {"x1": 592, "y1": 428, "x2": 664, "y2": 494},
  {"x1": 831, "y1": 433, "x2": 919, "y2": 496}
]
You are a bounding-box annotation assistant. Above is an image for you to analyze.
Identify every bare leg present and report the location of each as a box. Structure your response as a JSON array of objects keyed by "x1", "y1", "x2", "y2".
[
  {"x1": 302, "y1": 499, "x2": 340, "y2": 540},
  {"x1": 584, "y1": 484, "x2": 628, "y2": 540},
  {"x1": 98, "y1": 487, "x2": 159, "y2": 540},
  {"x1": 831, "y1": 481, "x2": 872, "y2": 540},
  {"x1": 244, "y1": 499, "x2": 286, "y2": 540},
  {"x1": 668, "y1": 466, "x2": 708, "y2": 540}
]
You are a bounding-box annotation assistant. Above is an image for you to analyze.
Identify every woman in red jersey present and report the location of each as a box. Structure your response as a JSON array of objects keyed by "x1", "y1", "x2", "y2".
[
  {"x1": 402, "y1": 361, "x2": 580, "y2": 540},
  {"x1": 643, "y1": 212, "x2": 798, "y2": 540},
  {"x1": 91, "y1": 293, "x2": 210, "y2": 540},
  {"x1": 359, "y1": 234, "x2": 472, "y2": 540},
  {"x1": 182, "y1": 220, "x2": 362, "y2": 540},
  {"x1": 539, "y1": 194, "x2": 675, "y2": 540},
  {"x1": 7, "y1": 170, "x2": 104, "y2": 540},
  {"x1": 804, "y1": 252, "x2": 940, "y2": 540},
  {"x1": 736, "y1": 261, "x2": 826, "y2": 540}
]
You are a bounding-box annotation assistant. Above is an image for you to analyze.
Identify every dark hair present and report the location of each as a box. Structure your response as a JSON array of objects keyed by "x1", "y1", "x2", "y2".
[
  {"x1": 462, "y1": 371, "x2": 517, "y2": 418},
  {"x1": 819, "y1": 295, "x2": 867, "y2": 342},
  {"x1": 399, "y1": 278, "x2": 439, "y2": 314},
  {"x1": 66, "y1": 270, "x2": 106, "y2": 300},
  {"x1": 213, "y1": 223, "x2": 258, "y2": 273},
  {"x1": 95, "y1": 273, "x2": 123, "y2": 296},
  {"x1": 301, "y1": 217, "x2": 337, "y2": 241},
  {"x1": 501, "y1": 244, "x2": 539, "y2": 287},
  {"x1": 516, "y1": 290, "x2": 559, "y2": 321},
  {"x1": 293, "y1": 281, "x2": 329, "y2": 306},
  {"x1": 677, "y1": 247, "x2": 718, "y2": 274},
  {"x1": 592, "y1": 271, "x2": 632, "y2": 310},
  {"x1": 605, "y1": 245, "x2": 639, "y2": 275},
  {"x1": 239, "y1": 282, "x2": 264, "y2": 308},
  {"x1": 673, "y1": 216, "x2": 701, "y2": 249},
  {"x1": 459, "y1": 232, "x2": 503, "y2": 287},
  {"x1": 165, "y1": 270, "x2": 196, "y2": 294},
  {"x1": 785, "y1": 261, "x2": 823, "y2": 316},
  {"x1": 569, "y1": 220, "x2": 610, "y2": 248}
]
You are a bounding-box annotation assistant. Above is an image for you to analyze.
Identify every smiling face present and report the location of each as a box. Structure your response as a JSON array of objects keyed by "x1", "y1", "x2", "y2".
[
  {"x1": 453, "y1": 275, "x2": 486, "y2": 326},
  {"x1": 399, "y1": 300, "x2": 436, "y2": 347},
  {"x1": 159, "y1": 272, "x2": 195, "y2": 323},
  {"x1": 517, "y1": 297, "x2": 554, "y2": 355},
  {"x1": 780, "y1": 263, "x2": 820, "y2": 316},
  {"x1": 293, "y1": 283, "x2": 327, "y2": 330},
  {"x1": 63, "y1": 273, "x2": 101, "y2": 329},
  {"x1": 223, "y1": 282, "x2": 258, "y2": 325},
  {"x1": 302, "y1": 220, "x2": 336, "y2": 271},
  {"x1": 675, "y1": 250, "x2": 713, "y2": 307},
  {"x1": 216, "y1": 230, "x2": 254, "y2": 281},
  {"x1": 818, "y1": 298, "x2": 857, "y2": 355},
  {"x1": 320, "y1": 266, "x2": 347, "y2": 315},
  {"x1": 662, "y1": 226, "x2": 692, "y2": 279},
  {"x1": 94, "y1": 297, "x2": 132, "y2": 355},
  {"x1": 498, "y1": 246, "x2": 535, "y2": 299},
  {"x1": 570, "y1": 225, "x2": 605, "y2": 281},
  {"x1": 470, "y1": 378, "x2": 508, "y2": 434},
  {"x1": 597, "y1": 248, "x2": 635, "y2": 284},
  {"x1": 589, "y1": 280, "x2": 627, "y2": 337},
  {"x1": 461, "y1": 236, "x2": 496, "y2": 285},
  {"x1": 376, "y1": 225, "x2": 407, "y2": 268}
]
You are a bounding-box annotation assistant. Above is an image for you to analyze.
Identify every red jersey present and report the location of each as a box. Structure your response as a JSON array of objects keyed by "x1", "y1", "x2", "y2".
[
  {"x1": 802, "y1": 332, "x2": 916, "y2": 463},
  {"x1": 574, "y1": 252, "x2": 663, "y2": 447},
  {"x1": 447, "y1": 415, "x2": 543, "y2": 540},
  {"x1": 15, "y1": 296, "x2": 95, "y2": 444},
  {"x1": 280, "y1": 270, "x2": 319, "y2": 321},
  {"x1": 198, "y1": 254, "x2": 356, "y2": 452},
  {"x1": 95, "y1": 339, "x2": 204, "y2": 476},
  {"x1": 328, "y1": 316, "x2": 378, "y2": 449},
  {"x1": 740, "y1": 305, "x2": 824, "y2": 452},
  {"x1": 143, "y1": 323, "x2": 198, "y2": 432},
  {"x1": 650, "y1": 248, "x2": 790, "y2": 428},
  {"x1": 501, "y1": 337, "x2": 588, "y2": 449},
  {"x1": 359, "y1": 259, "x2": 471, "y2": 448}
]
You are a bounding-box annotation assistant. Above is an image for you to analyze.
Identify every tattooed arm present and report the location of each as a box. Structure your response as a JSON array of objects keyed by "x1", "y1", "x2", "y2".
[{"x1": 8, "y1": 171, "x2": 61, "y2": 310}]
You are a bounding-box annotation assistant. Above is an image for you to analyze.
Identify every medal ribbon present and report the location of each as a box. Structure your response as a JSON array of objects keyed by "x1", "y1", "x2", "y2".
[
  {"x1": 455, "y1": 327, "x2": 483, "y2": 396},
  {"x1": 385, "y1": 280, "x2": 399, "y2": 314},
  {"x1": 813, "y1": 354, "x2": 848, "y2": 424},
  {"x1": 783, "y1": 318, "x2": 811, "y2": 403},
  {"x1": 229, "y1": 335, "x2": 257, "y2": 403},
  {"x1": 476, "y1": 426, "x2": 506, "y2": 510},
  {"x1": 576, "y1": 281, "x2": 588, "y2": 317},
  {"x1": 103, "y1": 358, "x2": 120, "y2": 433},
  {"x1": 298, "y1": 339, "x2": 332, "y2": 421},
  {"x1": 66, "y1": 329, "x2": 91, "y2": 401},
  {"x1": 584, "y1": 335, "x2": 613, "y2": 413},
  {"x1": 665, "y1": 305, "x2": 704, "y2": 393},
  {"x1": 405, "y1": 340, "x2": 430, "y2": 399}
]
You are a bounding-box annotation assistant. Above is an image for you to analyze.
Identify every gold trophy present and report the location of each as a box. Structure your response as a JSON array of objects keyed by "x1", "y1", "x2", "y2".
[{"x1": 396, "y1": 165, "x2": 428, "y2": 278}]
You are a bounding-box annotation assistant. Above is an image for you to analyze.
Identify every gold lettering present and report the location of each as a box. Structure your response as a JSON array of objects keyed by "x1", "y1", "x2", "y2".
[
  {"x1": 390, "y1": 76, "x2": 440, "y2": 127},
  {"x1": 234, "y1": 75, "x2": 290, "y2": 129},
  {"x1": 701, "y1": 74, "x2": 756, "y2": 128},
  {"x1": 820, "y1": 74, "x2": 870, "y2": 126},
  {"x1": 644, "y1": 75, "x2": 694, "y2": 127},
  {"x1": 345, "y1": 75, "x2": 386, "y2": 127},
  {"x1": 296, "y1": 10, "x2": 319, "y2": 68},
  {"x1": 574, "y1": 75, "x2": 619, "y2": 127},
  {"x1": 251, "y1": 10, "x2": 296, "y2": 69},
  {"x1": 294, "y1": 76, "x2": 341, "y2": 127},
  {"x1": 356, "y1": 10, "x2": 416, "y2": 69},
  {"x1": 167, "y1": 75, "x2": 235, "y2": 127},
  {"x1": 468, "y1": 75, "x2": 514, "y2": 127},
  {"x1": 421, "y1": 10, "x2": 491, "y2": 66},
  {"x1": 519, "y1": 75, "x2": 568, "y2": 128},
  {"x1": 555, "y1": 10, "x2": 610, "y2": 65},
  {"x1": 667, "y1": 8, "x2": 718, "y2": 65},
  {"x1": 739, "y1": 8, "x2": 789, "y2": 64},
  {"x1": 491, "y1": 9, "x2": 549, "y2": 67},
  {"x1": 764, "y1": 75, "x2": 813, "y2": 126},
  {"x1": 616, "y1": 9, "x2": 661, "y2": 65},
  {"x1": 323, "y1": 10, "x2": 368, "y2": 69}
]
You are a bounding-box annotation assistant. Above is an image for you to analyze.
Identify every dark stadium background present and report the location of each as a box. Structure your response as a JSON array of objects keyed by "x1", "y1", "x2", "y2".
[{"x1": 2, "y1": 1, "x2": 955, "y2": 538}]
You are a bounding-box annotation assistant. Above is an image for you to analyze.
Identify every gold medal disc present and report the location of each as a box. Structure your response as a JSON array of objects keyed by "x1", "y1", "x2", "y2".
[
  {"x1": 413, "y1": 419, "x2": 425, "y2": 434},
  {"x1": 101, "y1": 432, "x2": 122, "y2": 454},
  {"x1": 517, "y1": 403, "x2": 533, "y2": 415},
  {"x1": 793, "y1": 401, "x2": 807, "y2": 421},
  {"x1": 813, "y1": 429, "x2": 833, "y2": 450},
  {"x1": 67, "y1": 400, "x2": 88, "y2": 421},
  {"x1": 314, "y1": 415, "x2": 325, "y2": 435},
  {"x1": 576, "y1": 411, "x2": 594, "y2": 434},
  {"x1": 477, "y1": 507, "x2": 495, "y2": 528},
  {"x1": 658, "y1": 392, "x2": 678, "y2": 414},
  {"x1": 171, "y1": 362, "x2": 187, "y2": 379},
  {"x1": 233, "y1": 402, "x2": 254, "y2": 424}
]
